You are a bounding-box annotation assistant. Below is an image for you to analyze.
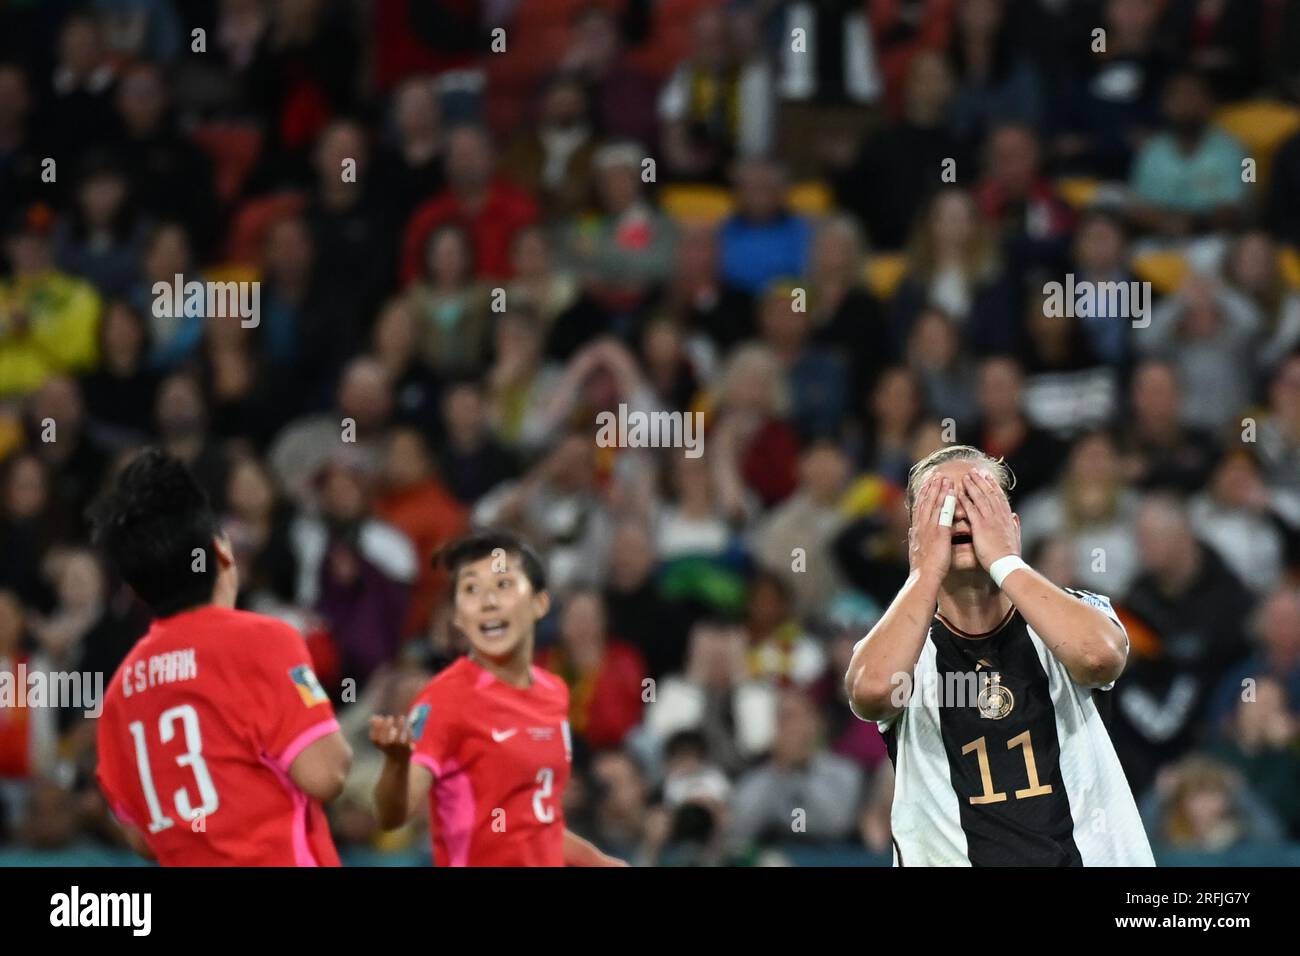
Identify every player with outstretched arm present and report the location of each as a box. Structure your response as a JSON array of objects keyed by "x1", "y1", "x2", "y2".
[
  {"x1": 370, "y1": 529, "x2": 626, "y2": 866},
  {"x1": 92, "y1": 449, "x2": 352, "y2": 865},
  {"x1": 845, "y1": 445, "x2": 1155, "y2": 866}
]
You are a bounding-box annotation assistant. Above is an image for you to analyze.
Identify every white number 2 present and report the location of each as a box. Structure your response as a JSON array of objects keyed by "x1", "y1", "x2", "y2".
[
  {"x1": 128, "y1": 704, "x2": 220, "y2": 833},
  {"x1": 532, "y1": 767, "x2": 555, "y2": 824}
]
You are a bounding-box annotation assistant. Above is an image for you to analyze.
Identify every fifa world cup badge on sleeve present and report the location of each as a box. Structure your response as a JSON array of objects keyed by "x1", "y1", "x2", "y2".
[
  {"x1": 977, "y1": 671, "x2": 1014, "y2": 719},
  {"x1": 407, "y1": 703, "x2": 430, "y2": 742},
  {"x1": 289, "y1": 665, "x2": 329, "y2": 707}
]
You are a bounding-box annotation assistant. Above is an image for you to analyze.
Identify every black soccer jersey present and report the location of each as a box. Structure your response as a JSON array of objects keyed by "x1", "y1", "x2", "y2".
[{"x1": 862, "y1": 588, "x2": 1155, "y2": 866}]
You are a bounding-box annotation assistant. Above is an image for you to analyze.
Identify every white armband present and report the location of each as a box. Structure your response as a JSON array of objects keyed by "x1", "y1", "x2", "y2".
[{"x1": 988, "y1": 555, "x2": 1029, "y2": 589}]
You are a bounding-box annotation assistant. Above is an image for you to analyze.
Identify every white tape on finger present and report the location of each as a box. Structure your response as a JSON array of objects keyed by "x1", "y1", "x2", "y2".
[{"x1": 938, "y1": 494, "x2": 957, "y2": 527}]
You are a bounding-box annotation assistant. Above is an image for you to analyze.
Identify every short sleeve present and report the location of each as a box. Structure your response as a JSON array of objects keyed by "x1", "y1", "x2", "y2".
[
  {"x1": 875, "y1": 706, "x2": 902, "y2": 734},
  {"x1": 408, "y1": 685, "x2": 458, "y2": 779},
  {"x1": 250, "y1": 621, "x2": 340, "y2": 770},
  {"x1": 1062, "y1": 587, "x2": 1125, "y2": 633},
  {"x1": 1062, "y1": 587, "x2": 1128, "y2": 691}
]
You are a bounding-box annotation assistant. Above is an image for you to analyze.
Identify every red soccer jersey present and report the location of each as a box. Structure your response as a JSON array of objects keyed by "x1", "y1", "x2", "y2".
[
  {"x1": 407, "y1": 656, "x2": 571, "y2": 867},
  {"x1": 95, "y1": 605, "x2": 342, "y2": 866}
]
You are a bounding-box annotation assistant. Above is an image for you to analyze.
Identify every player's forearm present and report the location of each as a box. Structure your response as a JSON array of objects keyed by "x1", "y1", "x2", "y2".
[
  {"x1": 562, "y1": 828, "x2": 625, "y2": 867},
  {"x1": 999, "y1": 567, "x2": 1126, "y2": 687},
  {"x1": 373, "y1": 755, "x2": 412, "y2": 830},
  {"x1": 846, "y1": 568, "x2": 942, "y2": 720}
]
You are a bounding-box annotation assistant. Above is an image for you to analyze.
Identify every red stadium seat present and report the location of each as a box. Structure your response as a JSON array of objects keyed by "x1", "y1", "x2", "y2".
[
  {"x1": 190, "y1": 122, "x2": 264, "y2": 207},
  {"x1": 513, "y1": 0, "x2": 609, "y2": 31},
  {"x1": 483, "y1": 15, "x2": 575, "y2": 139},
  {"x1": 223, "y1": 191, "x2": 308, "y2": 267},
  {"x1": 628, "y1": 0, "x2": 721, "y2": 78}
]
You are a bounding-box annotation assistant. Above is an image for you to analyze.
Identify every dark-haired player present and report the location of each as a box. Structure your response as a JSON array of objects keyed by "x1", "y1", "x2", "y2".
[
  {"x1": 92, "y1": 449, "x2": 352, "y2": 865},
  {"x1": 370, "y1": 530, "x2": 625, "y2": 866}
]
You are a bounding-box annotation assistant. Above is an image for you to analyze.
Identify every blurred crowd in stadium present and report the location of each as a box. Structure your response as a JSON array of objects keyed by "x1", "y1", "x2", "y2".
[{"x1": 2, "y1": 0, "x2": 1300, "y2": 866}]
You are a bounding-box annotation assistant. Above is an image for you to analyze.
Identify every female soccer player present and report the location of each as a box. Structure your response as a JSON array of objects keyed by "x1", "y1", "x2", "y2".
[
  {"x1": 93, "y1": 449, "x2": 352, "y2": 866},
  {"x1": 845, "y1": 445, "x2": 1154, "y2": 866},
  {"x1": 370, "y1": 530, "x2": 625, "y2": 866}
]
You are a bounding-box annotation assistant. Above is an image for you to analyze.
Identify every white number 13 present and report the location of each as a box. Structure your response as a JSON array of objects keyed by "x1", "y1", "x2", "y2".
[{"x1": 129, "y1": 704, "x2": 220, "y2": 833}]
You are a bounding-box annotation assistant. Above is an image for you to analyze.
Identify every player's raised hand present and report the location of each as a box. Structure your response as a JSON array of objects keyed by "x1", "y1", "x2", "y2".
[
  {"x1": 369, "y1": 715, "x2": 413, "y2": 760},
  {"x1": 908, "y1": 472, "x2": 954, "y2": 582},
  {"x1": 958, "y1": 471, "x2": 1020, "y2": 572}
]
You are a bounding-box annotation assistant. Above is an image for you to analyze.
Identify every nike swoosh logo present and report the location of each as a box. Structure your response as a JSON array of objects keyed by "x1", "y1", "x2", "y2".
[{"x1": 491, "y1": 728, "x2": 518, "y2": 742}]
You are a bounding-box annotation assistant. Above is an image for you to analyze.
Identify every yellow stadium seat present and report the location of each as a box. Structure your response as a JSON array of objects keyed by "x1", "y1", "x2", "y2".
[
  {"x1": 1131, "y1": 250, "x2": 1189, "y2": 295},
  {"x1": 0, "y1": 411, "x2": 23, "y2": 461},
  {"x1": 690, "y1": 388, "x2": 716, "y2": 425},
  {"x1": 660, "y1": 185, "x2": 734, "y2": 225},
  {"x1": 1214, "y1": 100, "x2": 1300, "y2": 186},
  {"x1": 865, "y1": 254, "x2": 909, "y2": 299},
  {"x1": 659, "y1": 180, "x2": 833, "y2": 224},
  {"x1": 787, "y1": 181, "x2": 833, "y2": 216},
  {"x1": 205, "y1": 264, "x2": 261, "y2": 285},
  {"x1": 1280, "y1": 247, "x2": 1300, "y2": 289},
  {"x1": 1055, "y1": 177, "x2": 1101, "y2": 210}
]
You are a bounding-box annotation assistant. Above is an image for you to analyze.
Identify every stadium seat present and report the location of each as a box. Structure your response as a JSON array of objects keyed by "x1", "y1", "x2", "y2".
[
  {"x1": 191, "y1": 122, "x2": 264, "y2": 206},
  {"x1": 1055, "y1": 177, "x2": 1102, "y2": 210},
  {"x1": 482, "y1": 14, "x2": 575, "y2": 139},
  {"x1": 223, "y1": 192, "x2": 307, "y2": 266},
  {"x1": 0, "y1": 412, "x2": 23, "y2": 462},
  {"x1": 865, "y1": 253, "x2": 909, "y2": 299},
  {"x1": 627, "y1": 0, "x2": 718, "y2": 78},
  {"x1": 660, "y1": 181, "x2": 835, "y2": 225},
  {"x1": 513, "y1": 0, "x2": 606, "y2": 31},
  {"x1": 690, "y1": 387, "x2": 717, "y2": 428},
  {"x1": 1213, "y1": 100, "x2": 1300, "y2": 186},
  {"x1": 1131, "y1": 250, "x2": 1189, "y2": 295},
  {"x1": 1280, "y1": 247, "x2": 1300, "y2": 289},
  {"x1": 787, "y1": 181, "x2": 833, "y2": 216},
  {"x1": 486, "y1": 24, "x2": 570, "y2": 93},
  {"x1": 204, "y1": 263, "x2": 261, "y2": 286},
  {"x1": 660, "y1": 184, "x2": 734, "y2": 224}
]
